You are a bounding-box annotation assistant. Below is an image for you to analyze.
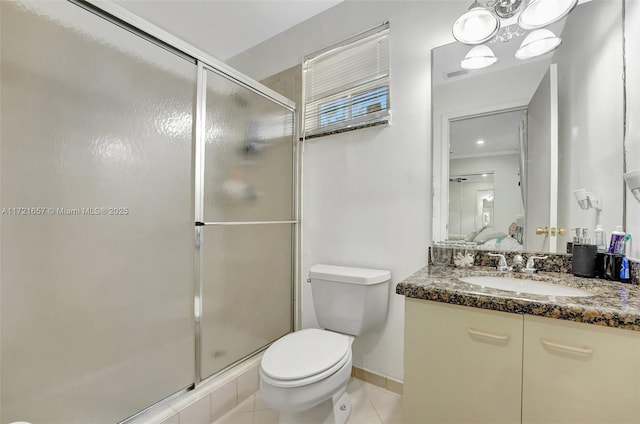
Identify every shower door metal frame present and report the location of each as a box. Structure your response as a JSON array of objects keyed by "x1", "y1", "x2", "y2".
[
  {"x1": 194, "y1": 62, "x2": 299, "y2": 383},
  {"x1": 83, "y1": 0, "x2": 295, "y2": 111}
]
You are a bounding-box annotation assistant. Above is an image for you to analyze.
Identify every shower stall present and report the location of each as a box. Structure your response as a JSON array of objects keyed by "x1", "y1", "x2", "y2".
[{"x1": 0, "y1": 1, "x2": 297, "y2": 422}]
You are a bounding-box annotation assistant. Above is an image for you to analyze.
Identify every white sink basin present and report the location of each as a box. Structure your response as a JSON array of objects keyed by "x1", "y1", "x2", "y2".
[{"x1": 459, "y1": 275, "x2": 593, "y2": 297}]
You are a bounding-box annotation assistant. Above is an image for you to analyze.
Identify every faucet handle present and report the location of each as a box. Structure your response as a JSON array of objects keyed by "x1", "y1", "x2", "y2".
[
  {"x1": 524, "y1": 255, "x2": 548, "y2": 273},
  {"x1": 488, "y1": 253, "x2": 511, "y2": 271}
]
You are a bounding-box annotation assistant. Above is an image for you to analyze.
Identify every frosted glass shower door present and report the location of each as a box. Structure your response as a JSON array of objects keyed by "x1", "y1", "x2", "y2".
[
  {"x1": 200, "y1": 67, "x2": 295, "y2": 378},
  {"x1": 1, "y1": 2, "x2": 196, "y2": 423}
]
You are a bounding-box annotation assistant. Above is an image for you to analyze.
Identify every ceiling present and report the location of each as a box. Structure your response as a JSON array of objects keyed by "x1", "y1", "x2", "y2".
[
  {"x1": 114, "y1": 0, "x2": 343, "y2": 61},
  {"x1": 449, "y1": 109, "x2": 526, "y2": 159}
]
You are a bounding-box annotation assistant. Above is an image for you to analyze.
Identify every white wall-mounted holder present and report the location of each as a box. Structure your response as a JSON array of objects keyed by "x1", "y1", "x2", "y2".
[
  {"x1": 573, "y1": 188, "x2": 602, "y2": 210},
  {"x1": 623, "y1": 170, "x2": 640, "y2": 203}
]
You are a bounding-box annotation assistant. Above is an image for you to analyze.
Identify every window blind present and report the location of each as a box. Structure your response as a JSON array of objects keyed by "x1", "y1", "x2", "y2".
[{"x1": 302, "y1": 23, "x2": 390, "y2": 139}]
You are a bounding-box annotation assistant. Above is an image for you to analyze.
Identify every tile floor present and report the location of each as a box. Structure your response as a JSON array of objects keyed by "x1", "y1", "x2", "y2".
[{"x1": 212, "y1": 377, "x2": 403, "y2": 424}]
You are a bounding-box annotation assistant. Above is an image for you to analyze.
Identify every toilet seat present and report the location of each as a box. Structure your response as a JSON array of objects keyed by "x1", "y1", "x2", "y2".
[{"x1": 261, "y1": 329, "x2": 351, "y2": 388}]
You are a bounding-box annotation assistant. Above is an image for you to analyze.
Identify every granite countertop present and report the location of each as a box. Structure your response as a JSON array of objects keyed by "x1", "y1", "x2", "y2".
[{"x1": 396, "y1": 266, "x2": 640, "y2": 331}]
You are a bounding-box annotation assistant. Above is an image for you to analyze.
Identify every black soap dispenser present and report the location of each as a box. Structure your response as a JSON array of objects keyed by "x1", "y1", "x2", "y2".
[{"x1": 572, "y1": 243, "x2": 597, "y2": 278}]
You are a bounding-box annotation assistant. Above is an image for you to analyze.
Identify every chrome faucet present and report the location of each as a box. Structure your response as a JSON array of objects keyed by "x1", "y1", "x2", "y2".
[
  {"x1": 488, "y1": 253, "x2": 512, "y2": 271},
  {"x1": 523, "y1": 256, "x2": 548, "y2": 274}
]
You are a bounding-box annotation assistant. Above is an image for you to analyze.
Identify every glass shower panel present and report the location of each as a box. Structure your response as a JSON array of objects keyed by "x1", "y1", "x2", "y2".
[
  {"x1": 203, "y1": 68, "x2": 295, "y2": 222},
  {"x1": 1, "y1": 2, "x2": 195, "y2": 423},
  {"x1": 200, "y1": 224, "x2": 293, "y2": 378}
]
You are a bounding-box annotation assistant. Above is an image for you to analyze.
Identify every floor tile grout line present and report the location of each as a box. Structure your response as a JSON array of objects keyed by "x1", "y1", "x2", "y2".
[{"x1": 213, "y1": 377, "x2": 400, "y2": 424}]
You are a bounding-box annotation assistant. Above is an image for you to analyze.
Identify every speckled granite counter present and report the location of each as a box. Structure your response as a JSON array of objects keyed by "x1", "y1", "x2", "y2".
[{"x1": 396, "y1": 266, "x2": 640, "y2": 331}]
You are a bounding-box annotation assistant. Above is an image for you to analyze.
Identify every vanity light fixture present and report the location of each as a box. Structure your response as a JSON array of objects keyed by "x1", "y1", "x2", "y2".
[
  {"x1": 453, "y1": 0, "x2": 578, "y2": 66},
  {"x1": 518, "y1": 0, "x2": 579, "y2": 30},
  {"x1": 452, "y1": 1, "x2": 500, "y2": 45},
  {"x1": 461, "y1": 45, "x2": 499, "y2": 69},
  {"x1": 515, "y1": 29, "x2": 562, "y2": 60},
  {"x1": 573, "y1": 188, "x2": 602, "y2": 211},
  {"x1": 477, "y1": 139, "x2": 486, "y2": 145},
  {"x1": 494, "y1": 0, "x2": 524, "y2": 19}
]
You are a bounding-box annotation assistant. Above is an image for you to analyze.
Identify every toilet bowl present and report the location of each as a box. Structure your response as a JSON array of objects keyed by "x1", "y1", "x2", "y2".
[
  {"x1": 259, "y1": 264, "x2": 391, "y2": 424},
  {"x1": 260, "y1": 328, "x2": 353, "y2": 424}
]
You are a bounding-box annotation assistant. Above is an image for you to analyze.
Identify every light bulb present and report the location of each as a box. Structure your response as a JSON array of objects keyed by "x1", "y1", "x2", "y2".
[
  {"x1": 453, "y1": 6, "x2": 500, "y2": 45},
  {"x1": 515, "y1": 29, "x2": 562, "y2": 60},
  {"x1": 461, "y1": 45, "x2": 498, "y2": 70},
  {"x1": 518, "y1": 0, "x2": 578, "y2": 30}
]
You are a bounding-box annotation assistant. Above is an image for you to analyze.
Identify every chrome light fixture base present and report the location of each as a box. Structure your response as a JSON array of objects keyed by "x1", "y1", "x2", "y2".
[{"x1": 494, "y1": 0, "x2": 523, "y2": 19}]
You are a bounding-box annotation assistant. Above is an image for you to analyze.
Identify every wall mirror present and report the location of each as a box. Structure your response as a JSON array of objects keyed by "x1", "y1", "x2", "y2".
[{"x1": 432, "y1": 0, "x2": 625, "y2": 254}]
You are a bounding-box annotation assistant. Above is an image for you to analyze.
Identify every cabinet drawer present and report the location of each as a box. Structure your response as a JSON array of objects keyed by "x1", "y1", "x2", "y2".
[
  {"x1": 404, "y1": 299, "x2": 523, "y2": 423},
  {"x1": 522, "y1": 315, "x2": 640, "y2": 424}
]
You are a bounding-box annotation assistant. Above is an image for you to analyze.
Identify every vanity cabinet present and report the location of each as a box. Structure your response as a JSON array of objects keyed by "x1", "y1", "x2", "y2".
[
  {"x1": 522, "y1": 315, "x2": 640, "y2": 424},
  {"x1": 404, "y1": 299, "x2": 524, "y2": 423},
  {"x1": 404, "y1": 299, "x2": 640, "y2": 424}
]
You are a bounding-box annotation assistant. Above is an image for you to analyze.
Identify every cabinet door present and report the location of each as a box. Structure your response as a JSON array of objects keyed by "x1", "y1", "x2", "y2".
[
  {"x1": 522, "y1": 315, "x2": 640, "y2": 423},
  {"x1": 404, "y1": 299, "x2": 523, "y2": 423}
]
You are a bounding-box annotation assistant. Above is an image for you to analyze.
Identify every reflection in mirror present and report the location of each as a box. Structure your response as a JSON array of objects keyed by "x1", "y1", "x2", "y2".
[
  {"x1": 449, "y1": 109, "x2": 526, "y2": 250},
  {"x1": 432, "y1": 0, "x2": 624, "y2": 254},
  {"x1": 449, "y1": 172, "x2": 495, "y2": 241}
]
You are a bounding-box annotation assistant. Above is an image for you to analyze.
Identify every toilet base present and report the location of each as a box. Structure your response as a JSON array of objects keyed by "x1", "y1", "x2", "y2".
[{"x1": 278, "y1": 390, "x2": 351, "y2": 424}]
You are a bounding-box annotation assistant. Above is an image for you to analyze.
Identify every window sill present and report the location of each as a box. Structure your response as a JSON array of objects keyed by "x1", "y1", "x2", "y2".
[{"x1": 302, "y1": 114, "x2": 389, "y2": 141}]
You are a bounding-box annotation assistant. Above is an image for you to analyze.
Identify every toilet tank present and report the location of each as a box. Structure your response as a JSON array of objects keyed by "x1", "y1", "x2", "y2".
[{"x1": 309, "y1": 264, "x2": 390, "y2": 336}]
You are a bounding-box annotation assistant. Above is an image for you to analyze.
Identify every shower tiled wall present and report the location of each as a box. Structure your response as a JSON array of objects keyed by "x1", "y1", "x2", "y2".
[
  {"x1": 260, "y1": 64, "x2": 303, "y2": 136},
  {"x1": 133, "y1": 356, "x2": 261, "y2": 424}
]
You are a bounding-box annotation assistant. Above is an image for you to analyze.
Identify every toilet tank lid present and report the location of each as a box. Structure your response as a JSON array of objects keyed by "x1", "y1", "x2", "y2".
[{"x1": 309, "y1": 264, "x2": 391, "y2": 285}]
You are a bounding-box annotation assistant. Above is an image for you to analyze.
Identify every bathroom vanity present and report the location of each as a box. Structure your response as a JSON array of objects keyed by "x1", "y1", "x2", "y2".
[{"x1": 396, "y1": 267, "x2": 640, "y2": 424}]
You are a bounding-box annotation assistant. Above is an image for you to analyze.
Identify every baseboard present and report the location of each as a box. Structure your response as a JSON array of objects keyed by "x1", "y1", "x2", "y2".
[{"x1": 351, "y1": 366, "x2": 403, "y2": 395}]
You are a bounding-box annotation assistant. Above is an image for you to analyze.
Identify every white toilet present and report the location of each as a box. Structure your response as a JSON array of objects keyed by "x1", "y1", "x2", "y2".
[{"x1": 260, "y1": 264, "x2": 390, "y2": 424}]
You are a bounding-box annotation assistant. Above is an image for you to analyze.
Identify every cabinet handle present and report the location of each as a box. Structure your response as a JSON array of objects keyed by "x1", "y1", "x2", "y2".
[
  {"x1": 541, "y1": 338, "x2": 593, "y2": 357},
  {"x1": 467, "y1": 328, "x2": 510, "y2": 343}
]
